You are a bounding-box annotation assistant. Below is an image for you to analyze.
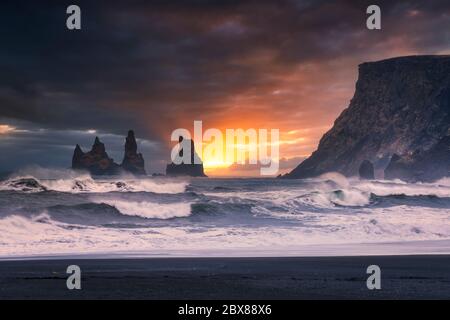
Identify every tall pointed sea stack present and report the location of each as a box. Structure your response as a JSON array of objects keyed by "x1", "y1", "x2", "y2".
[
  {"x1": 121, "y1": 130, "x2": 146, "y2": 175},
  {"x1": 71, "y1": 130, "x2": 147, "y2": 176}
]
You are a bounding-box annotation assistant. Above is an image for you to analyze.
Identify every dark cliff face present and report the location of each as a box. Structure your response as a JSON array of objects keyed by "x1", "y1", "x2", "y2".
[
  {"x1": 121, "y1": 130, "x2": 146, "y2": 175},
  {"x1": 72, "y1": 131, "x2": 146, "y2": 176},
  {"x1": 385, "y1": 135, "x2": 450, "y2": 182},
  {"x1": 286, "y1": 55, "x2": 450, "y2": 181},
  {"x1": 166, "y1": 137, "x2": 206, "y2": 177}
]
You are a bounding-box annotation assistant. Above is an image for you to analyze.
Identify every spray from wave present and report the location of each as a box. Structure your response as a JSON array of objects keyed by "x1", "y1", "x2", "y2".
[
  {"x1": 0, "y1": 168, "x2": 449, "y2": 258},
  {"x1": 90, "y1": 198, "x2": 192, "y2": 219},
  {"x1": 0, "y1": 175, "x2": 187, "y2": 194}
]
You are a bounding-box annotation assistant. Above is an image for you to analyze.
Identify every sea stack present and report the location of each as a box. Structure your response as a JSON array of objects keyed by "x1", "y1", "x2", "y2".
[
  {"x1": 358, "y1": 160, "x2": 375, "y2": 180},
  {"x1": 285, "y1": 55, "x2": 450, "y2": 182},
  {"x1": 121, "y1": 130, "x2": 146, "y2": 175},
  {"x1": 166, "y1": 136, "x2": 207, "y2": 177},
  {"x1": 72, "y1": 130, "x2": 147, "y2": 175},
  {"x1": 72, "y1": 137, "x2": 120, "y2": 175},
  {"x1": 384, "y1": 135, "x2": 450, "y2": 182}
]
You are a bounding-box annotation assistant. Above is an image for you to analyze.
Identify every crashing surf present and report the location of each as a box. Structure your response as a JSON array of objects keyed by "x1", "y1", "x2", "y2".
[{"x1": 0, "y1": 170, "x2": 449, "y2": 259}]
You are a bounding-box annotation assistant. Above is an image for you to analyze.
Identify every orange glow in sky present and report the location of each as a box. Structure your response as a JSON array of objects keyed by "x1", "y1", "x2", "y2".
[{"x1": 0, "y1": 125, "x2": 15, "y2": 135}]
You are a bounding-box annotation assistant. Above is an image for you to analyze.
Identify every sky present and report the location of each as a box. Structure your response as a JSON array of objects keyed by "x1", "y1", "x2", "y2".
[{"x1": 1, "y1": 0, "x2": 450, "y2": 176}]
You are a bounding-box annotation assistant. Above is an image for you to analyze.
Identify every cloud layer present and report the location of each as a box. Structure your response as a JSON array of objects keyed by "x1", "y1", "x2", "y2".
[{"x1": 1, "y1": 0, "x2": 450, "y2": 174}]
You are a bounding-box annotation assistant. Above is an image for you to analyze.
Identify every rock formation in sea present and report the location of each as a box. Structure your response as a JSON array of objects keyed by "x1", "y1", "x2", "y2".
[
  {"x1": 384, "y1": 135, "x2": 450, "y2": 182},
  {"x1": 121, "y1": 130, "x2": 146, "y2": 175},
  {"x1": 285, "y1": 55, "x2": 450, "y2": 182},
  {"x1": 166, "y1": 136, "x2": 207, "y2": 177},
  {"x1": 358, "y1": 160, "x2": 375, "y2": 180},
  {"x1": 72, "y1": 131, "x2": 146, "y2": 175}
]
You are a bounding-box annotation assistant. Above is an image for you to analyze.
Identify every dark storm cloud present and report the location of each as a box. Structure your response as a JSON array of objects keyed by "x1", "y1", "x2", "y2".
[
  {"x1": 1, "y1": 0, "x2": 450, "y2": 172},
  {"x1": 0, "y1": 127, "x2": 167, "y2": 173},
  {"x1": 1, "y1": 0, "x2": 448, "y2": 128}
]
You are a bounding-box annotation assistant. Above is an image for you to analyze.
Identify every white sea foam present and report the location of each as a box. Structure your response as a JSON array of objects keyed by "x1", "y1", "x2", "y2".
[
  {"x1": 317, "y1": 172, "x2": 351, "y2": 188},
  {"x1": 356, "y1": 180, "x2": 450, "y2": 198},
  {"x1": 434, "y1": 177, "x2": 450, "y2": 187},
  {"x1": 206, "y1": 174, "x2": 450, "y2": 213},
  {"x1": 207, "y1": 187, "x2": 372, "y2": 211},
  {"x1": 0, "y1": 176, "x2": 187, "y2": 194},
  {"x1": 1, "y1": 170, "x2": 450, "y2": 259},
  {"x1": 91, "y1": 199, "x2": 192, "y2": 219},
  {"x1": 304, "y1": 189, "x2": 371, "y2": 207},
  {"x1": 0, "y1": 204, "x2": 449, "y2": 258}
]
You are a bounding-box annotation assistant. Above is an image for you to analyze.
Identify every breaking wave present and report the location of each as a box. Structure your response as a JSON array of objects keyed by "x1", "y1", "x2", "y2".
[
  {"x1": 0, "y1": 169, "x2": 449, "y2": 258},
  {"x1": 1, "y1": 203, "x2": 449, "y2": 258},
  {"x1": 91, "y1": 199, "x2": 192, "y2": 219},
  {"x1": 0, "y1": 176, "x2": 187, "y2": 194}
]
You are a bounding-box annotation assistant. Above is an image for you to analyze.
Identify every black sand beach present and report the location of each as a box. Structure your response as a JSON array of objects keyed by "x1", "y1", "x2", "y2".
[{"x1": 0, "y1": 255, "x2": 449, "y2": 299}]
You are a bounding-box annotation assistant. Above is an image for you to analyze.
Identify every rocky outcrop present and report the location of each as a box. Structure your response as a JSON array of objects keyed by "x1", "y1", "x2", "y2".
[
  {"x1": 166, "y1": 136, "x2": 206, "y2": 177},
  {"x1": 358, "y1": 160, "x2": 374, "y2": 180},
  {"x1": 286, "y1": 55, "x2": 450, "y2": 182},
  {"x1": 385, "y1": 135, "x2": 450, "y2": 182},
  {"x1": 121, "y1": 130, "x2": 146, "y2": 175},
  {"x1": 72, "y1": 131, "x2": 147, "y2": 175},
  {"x1": 72, "y1": 137, "x2": 121, "y2": 175}
]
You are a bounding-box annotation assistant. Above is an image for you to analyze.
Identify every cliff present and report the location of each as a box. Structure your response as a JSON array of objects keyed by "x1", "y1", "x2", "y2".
[
  {"x1": 385, "y1": 135, "x2": 450, "y2": 182},
  {"x1": 286, "y1": 55, "x2": 450, "y2": 181},
  {"x1": 166, "y1": 137, "x2": 206, "y2": 177},
  {"x1": 72, "y1": 131, "x2": 147, "y2": 175}
]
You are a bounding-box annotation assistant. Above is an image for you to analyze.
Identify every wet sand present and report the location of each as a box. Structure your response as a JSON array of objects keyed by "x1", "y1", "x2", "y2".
[{"x1": 0, "y1": 255, "x2": 449, "y2": 299}]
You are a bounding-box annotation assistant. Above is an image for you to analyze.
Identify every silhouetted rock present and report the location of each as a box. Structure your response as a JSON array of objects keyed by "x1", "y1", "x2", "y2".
[
  {"x1": 121, "y1": 130, "x2": 146, "y2": 175},
  {"x1": 166, "y1": 136, "x2": 207, "y2": 177},
  {"x1": 72, "y1": 131, "x2": 147, "y2": 176},
  {"x1": 152, "y1": 173, "x2": 165, "y2": 177},
  {"x1": 72, "y1": 137, "x2": 121, "y2": 175},
  {"x1": 285, "y1": 56, "x2": 450, "y2": 181},
  {"x1": 385, "y1": 135, "x2": 450, "y2": 182},
  {"x1": 359, "y1": 160, "x2": 375, "y2": 180}
]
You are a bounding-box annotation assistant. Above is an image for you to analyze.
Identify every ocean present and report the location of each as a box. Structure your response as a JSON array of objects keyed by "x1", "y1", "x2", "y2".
[{"x1": 0, "y1": 169, "x2": 449, "y2": 259}]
